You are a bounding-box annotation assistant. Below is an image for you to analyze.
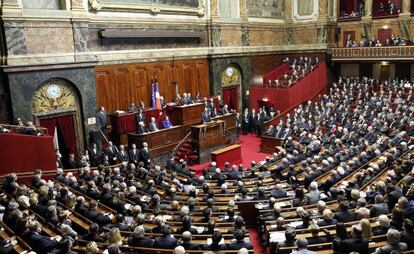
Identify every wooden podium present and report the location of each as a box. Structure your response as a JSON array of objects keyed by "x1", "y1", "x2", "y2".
[
  {"x1": 191, "y1": 120, "x2": 225, "y2": 149},
  {"x1": 168, "y1": 103, "x2": 205, "y2": 125},
  {"x1": 260, "y1": 136, "x2": 283, "y2": 154}
]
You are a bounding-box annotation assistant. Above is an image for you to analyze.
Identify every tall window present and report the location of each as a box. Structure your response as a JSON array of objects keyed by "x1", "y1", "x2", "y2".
[{"x1": 22, "y1": 0, "x2": 65, "y2": 10}]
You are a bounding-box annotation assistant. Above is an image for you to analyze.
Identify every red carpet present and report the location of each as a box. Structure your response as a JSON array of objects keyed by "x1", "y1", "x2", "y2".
[
  {"x1": 191, "y1": 134, "x2": 271, "y2": 175},
  {"x1": 248, "y1": 228, "x2": 265, "y2": 254}
]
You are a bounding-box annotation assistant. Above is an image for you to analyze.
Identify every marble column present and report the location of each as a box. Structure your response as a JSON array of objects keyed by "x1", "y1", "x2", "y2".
[
  {"x1": 209, "y1": 0, "x2": 220, "y2": 21},
  {"x1": 364, "y1": 0, "x2": 373, "y2": 19},
  {"x1": 400, "y1": 0, "x2": 412, "y2": 16},
  {"x1": 239, "y1": 0, "x2": 248, "y2": 22},
  {"x1": 284, "y1": 0, "x2": 292, "y2": 23},
  {"x1": 318, "y1": 0, "x2": 329, "y2": 22}
]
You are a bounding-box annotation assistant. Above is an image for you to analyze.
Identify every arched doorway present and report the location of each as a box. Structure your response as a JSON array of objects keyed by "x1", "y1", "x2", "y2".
[
  {"x1": 221, "y1": 64, "x2": 242, "y2": 112},
  {"x1": 32, "y1": 78, "x2": 84, "y2": 167}
]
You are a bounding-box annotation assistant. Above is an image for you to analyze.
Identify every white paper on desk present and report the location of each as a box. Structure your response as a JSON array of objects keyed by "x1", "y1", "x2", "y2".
[
  {"x1": 289, "y1": 221, "x2": 302, "y2": 228},
  {"x1": 256, "y1": 204, "x2": 263, "y2": 209},
  {"x1": 275, "y1": 202, "x2": 287, "y2": 207},
  {"x1": 163, "y1": 215, "x2": 172, "y2": 221},
  {"x1": 195, "y1": 226, "x2": 205, "y2": 234},
  {"x1": 207, "y1": 238, "x2": 224, "y2": 245},
  {"x1": 124, "y1": 204, "x2": 132, "y2": 210},
  {"x1": 270, "y1": 231, "x2": 286, "y2": 243},
  {"x1": 320, "y1": 193, "x2": 328, "y2": 200},
  {"x1": 140, "y1": 195, "x2": 148, "y2": 202}
]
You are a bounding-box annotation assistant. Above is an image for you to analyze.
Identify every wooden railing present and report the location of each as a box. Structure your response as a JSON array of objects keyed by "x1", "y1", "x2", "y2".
[
  {"x1": 0, "y1": 123, "x2": 48, "y2": 135},
  {"x1": 331, "y1": 46, "x2": 414, "y2": 61}
]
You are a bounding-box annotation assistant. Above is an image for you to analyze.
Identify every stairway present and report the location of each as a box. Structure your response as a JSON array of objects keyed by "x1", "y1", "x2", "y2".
[{"x1": 172, "y1": 136, "x2": 199, "y2": 165}]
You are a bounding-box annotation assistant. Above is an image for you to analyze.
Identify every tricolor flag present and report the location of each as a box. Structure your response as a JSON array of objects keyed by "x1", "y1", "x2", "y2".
[
  {"x1": 155, "y1": 80, "x2": 161, "y2": 110},
  {"x1": 151, "y1": 79, "x2": 156, "y2": 108}
]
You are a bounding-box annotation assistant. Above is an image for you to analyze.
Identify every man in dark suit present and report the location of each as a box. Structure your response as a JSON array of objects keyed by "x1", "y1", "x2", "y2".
[
  {"x1": 128, "y1": 143, "x2": 140, "y2": 164},
  {"x1": 203, "y1": 231, "x2": 227, "y2": 251},
  {"x1": 334, "y1": 201, "x2": 356, "y2": 223},
  {"x1": 180, "y1": 231, "x2": 200, "y2": 250},
  {"x1": 128, "y1": 102, "x2": 138, "y2": 113},
  {"x1": 137, "y1": 121, "x2": 147, "y2": 134},
  {"x1": 105, "y1": 141, "x2": 119, "y2": 165},
  {"x1": 135, "y1": 109, "x2": 145, "y2": 126},
  {"x1": 97, "y1": 106, "x2": 108, "y2": 130},
  {"x1": 270, "y1": 184, "x2": 288, "y2": 198},
  {"x1": 85, "y1": 200, "x2": 112, "y2": 226},
  {"x1": 89, "y1": 143, "x2": 101, "y2": 167},
  {"x1": 370, "y1": 194, "x2": 389, "y2": 217},
  {"x1": 201, "y1": 108, "x2": 212, "y2": 124},
  {"x1": 342, "y1": 225, "x2": 369, "y2": 254},
  {"x1": 227, "y1": 229, "x2": 252, "y2": 250},
  {"x1": 127, "y1": 225, "x2": 154, "y2": 247},
  {"x1": 140, "y1": 142, "x2": 151, "y2": 167},
  {"x1": 154, "y1": 225, "x2": 178, "y2": 249},
  {"x1": 242, "y1": 109, "x2": 251, "y2": 134},
  {"x1": 25, "y1": 221, "x2": 60, "y2": 253},
  {"x1": 117, "y1": 145, "x2": 129, "y2": 163},
  {"x1": 206, "y1": 98, "x2": 215, "y2": 112}
]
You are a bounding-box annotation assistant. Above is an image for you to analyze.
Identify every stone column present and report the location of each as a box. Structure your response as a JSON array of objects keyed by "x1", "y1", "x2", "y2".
[
  {"x1": 1, "y1": 0, "x2": 23, "y2": 18},
  {"x1": 284, "y1": 0, "x2": 292, "y2": 23},
  {"x1": 400, "y1": 0, "x2": 412, "y2": 16},
  {"x1": 363, "y1": 0, "x2": 373, "y2": 19},
  {"x1": 71, "y1": 0, "x2": 88, "y2": 18},
  {"x1": 209, "y1": 0, "x2": 220, "y2": 21}
]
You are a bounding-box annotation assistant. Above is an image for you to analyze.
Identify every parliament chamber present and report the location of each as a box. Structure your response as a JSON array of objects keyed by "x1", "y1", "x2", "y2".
[{"x1": 3, "y1": 0, "x2": 414, "y2": 254}]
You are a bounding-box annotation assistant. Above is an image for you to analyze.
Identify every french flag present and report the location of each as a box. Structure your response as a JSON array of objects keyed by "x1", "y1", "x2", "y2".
[
  {"x1": 151, "y1": 79, "x2": 156, "y2": 108},
  {"x1": 155, "y1": 80, "x2": 161, "y2": 110}
]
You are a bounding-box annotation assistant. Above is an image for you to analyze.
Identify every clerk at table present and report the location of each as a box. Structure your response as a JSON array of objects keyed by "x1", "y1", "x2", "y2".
[
  {"x1": 163, "y1": 116, "x2": 173, "y2": 129},
  {"x1": 128, "y1": 103, "x2": 138, "y2": 113},
  {"x1": 202, "y1": 108, "x2": 212, "y2": 124}
]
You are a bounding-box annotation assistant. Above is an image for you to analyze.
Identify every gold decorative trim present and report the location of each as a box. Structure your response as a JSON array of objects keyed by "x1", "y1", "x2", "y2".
[{"x1": 88, "y1": 0, "x2": 206, "y2": 17}]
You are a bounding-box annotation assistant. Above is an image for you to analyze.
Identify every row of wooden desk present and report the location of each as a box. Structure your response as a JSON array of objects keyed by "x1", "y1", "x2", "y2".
[{"x1": 128, "y1": 113, "x2": 237, "y2": 157}]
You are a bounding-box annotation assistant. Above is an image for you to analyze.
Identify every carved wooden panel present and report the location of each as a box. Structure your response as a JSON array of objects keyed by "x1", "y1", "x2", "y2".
[{"x1": 95, "y1": 59, "x2": 210, "y2": 112}]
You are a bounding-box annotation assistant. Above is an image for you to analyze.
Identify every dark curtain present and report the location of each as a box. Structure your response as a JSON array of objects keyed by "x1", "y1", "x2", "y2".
[
  {"x1": 359, "y1": 63, "x2": 373, "y2": 77},
  {"x1": 222, "y1": 87, "x2": 238, "y2": 111},
  {"x1": 395, "y1": 63, "x2": 411, "y2": 80},
  {"x1": 56, "y1": 115, "x2": 77, "y2": 156},
  {"x1": 341, "y1": 0, "x2": 357, "y2": 14},
  {"x1": 39, "y1": 118, "x2": 57, "y2": 136}
]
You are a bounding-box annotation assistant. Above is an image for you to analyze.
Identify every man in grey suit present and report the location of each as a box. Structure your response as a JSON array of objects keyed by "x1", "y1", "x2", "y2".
[
  {"x1": 149, "y1": 117, "x2": 159, "y2": 132},
  {"x1": 292, "y1": 238, "x2": 316, "y2": 254}
]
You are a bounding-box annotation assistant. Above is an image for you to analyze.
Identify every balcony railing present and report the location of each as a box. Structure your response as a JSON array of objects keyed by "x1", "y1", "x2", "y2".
[{"x1": 331, "y1": 46, "x2": 414, "y2": 61}]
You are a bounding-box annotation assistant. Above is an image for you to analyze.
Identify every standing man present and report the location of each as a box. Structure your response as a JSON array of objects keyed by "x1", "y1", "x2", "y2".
[
  {"x1": 140, "y1": 142, "x2": 151, "y2": 168},
  {"x1": 136, "y1": 109, "x2": 145, "y2": 127},
  {"x1": 106, "y1": 141, "x2": 119, "y2": 165},
  {"x1": 129, "y1": 143, "x2": 140, "y2": 165},
  {"x1": 242, "y1": 109, "x2": 250, "y2": 135},
  {"x1": 201, "y1": 108, "x2": 212, "y2": 124},
  {"x1": 97, "y1": 107, "x2": 108, "y2": 130},
  {"x1": 89, "y1": 143, "x2": 101, "y2": 167}
]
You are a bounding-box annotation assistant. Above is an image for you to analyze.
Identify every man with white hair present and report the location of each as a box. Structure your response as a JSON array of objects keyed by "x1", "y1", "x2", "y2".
[
  {"x1": 306, "y1": 181, "x2": 321, "y2": 204},
  {"x1": 173, "y1": 246, "x2": 186, "y2": 254},
  {"x1": 374, "y1": 229, "x2": 407, "y2": 253}
]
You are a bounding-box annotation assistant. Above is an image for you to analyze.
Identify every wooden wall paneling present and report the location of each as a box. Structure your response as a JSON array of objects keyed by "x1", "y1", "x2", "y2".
[
  {"x1": 114, "y1": 67, "x2": 130, "y2": 111},
  {"x1": 95, "y1": 69, "x2": 114, "y2": 111},
  {"x1": 131, "y1": 66, "x2": 149, "y2": 107},
  {"x1": 95, "y1": 59, "x2": 210, "y2": 112}
]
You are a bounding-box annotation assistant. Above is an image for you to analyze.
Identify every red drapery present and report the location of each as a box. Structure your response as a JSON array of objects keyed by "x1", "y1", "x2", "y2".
[
  {"x1": 110, "y1": 108, "x2": 160, "y2": 134},
  {"x1": 0, "y1": 133, "x2": 56, "y2": 174},
  {"x1": 249, "y1": 63, "x2": 328, "y2": 117},
  {"x1": 342, "y1": 0, "x2": 358, "y2": 14},
  {"x1": 222, "y1": 86, "x2": 239, "y2": 111},
  {"x1": 373, "y1": 0, "x2": 400, "y2": 16},
  {"x1": 378, "y1": 28, "x2": 391, "y2": 44},
  {"x1": 263, "y1": 64, "x2": 290, "y2": 85},
  {"x1": 40, "y1": 115, "x2": 77, "y2": 156}
]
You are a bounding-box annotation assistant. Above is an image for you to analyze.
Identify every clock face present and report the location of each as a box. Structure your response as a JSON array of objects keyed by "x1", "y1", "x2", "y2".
[
  {"x1": 47, "y1": 84, "x2": 61, "y2": 99},
  {"x1": 226, "y1": 67, "x2": 234, "y2": 77}
]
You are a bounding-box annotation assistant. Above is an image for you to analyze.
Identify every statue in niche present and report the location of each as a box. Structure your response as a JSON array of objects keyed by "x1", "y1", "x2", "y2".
[
  {"x1": 317, "y1": 26, "x2": 327, "y2": 44},
  {"x1": 362, "y1": 23, "x2": 372, "y2": 39},
  {"x1": 297, "y1": 0, "x2": 314, "y2": 16},
  {"x1": 283, "y1": 28, "x2": 293, "y2": 45}
]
